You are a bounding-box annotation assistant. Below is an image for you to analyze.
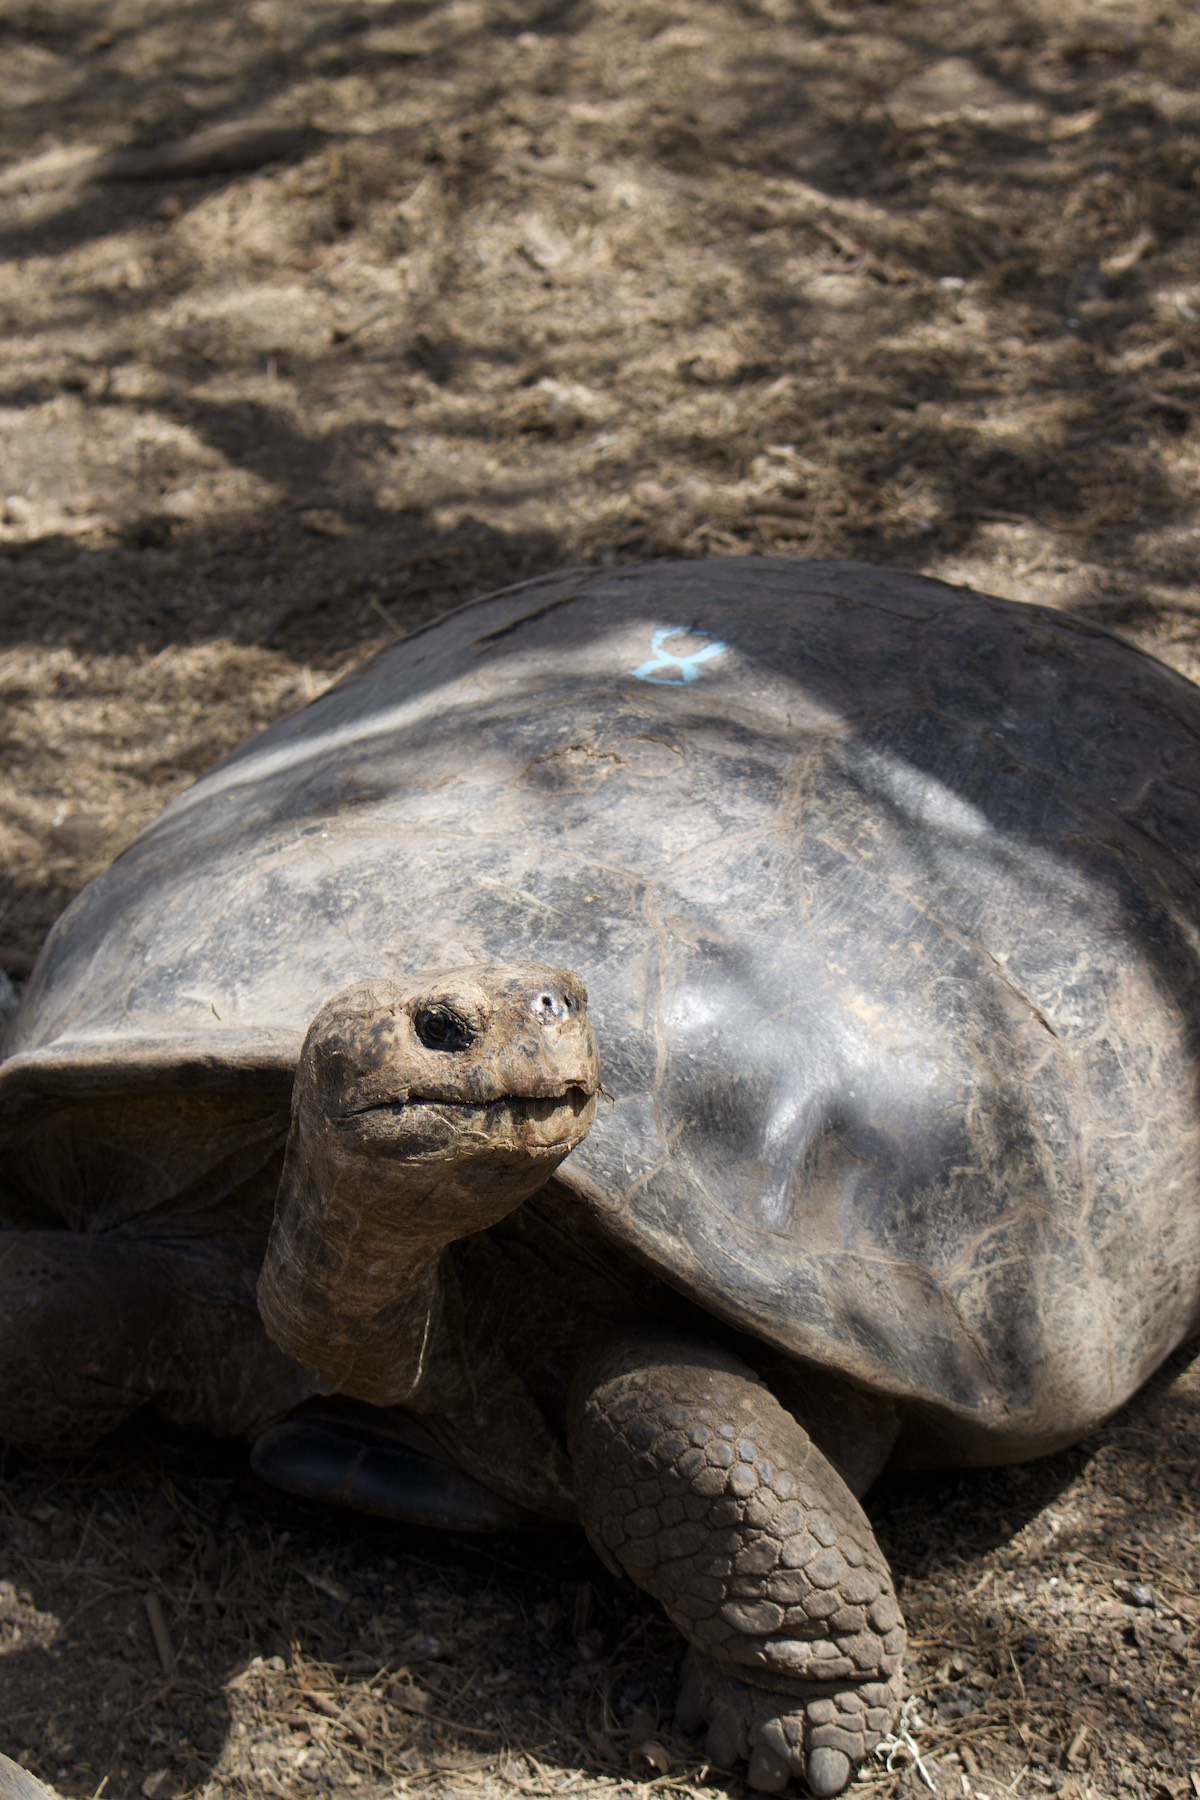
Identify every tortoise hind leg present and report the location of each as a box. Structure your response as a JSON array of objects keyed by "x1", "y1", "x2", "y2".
[
  {"x1": 567, "y1": 1330, "x2": 905, "y2": 1796},
  {"x1": 0, "y1": 1230, "x2": 312, "y2": 1450}
]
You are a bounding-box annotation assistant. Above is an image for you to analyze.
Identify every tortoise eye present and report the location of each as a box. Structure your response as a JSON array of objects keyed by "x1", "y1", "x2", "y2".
[{"x1": 414, "y1": 1005, "x2": 474, "y2": 1052}]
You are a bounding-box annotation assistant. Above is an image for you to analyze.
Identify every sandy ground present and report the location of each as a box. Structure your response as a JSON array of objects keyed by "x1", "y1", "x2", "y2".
[{"x1": 0, "y1": 1, "x2": 1198, "y2": 1797}]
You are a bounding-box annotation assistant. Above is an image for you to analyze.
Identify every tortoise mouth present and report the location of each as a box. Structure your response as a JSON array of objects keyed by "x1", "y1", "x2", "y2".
[
  {"x1": 412, "y1": 1083, "x2": 595, "y2": 1131},
  {"x1": 351, "y1": 1081, "x2": 594, "y2": 1117},
  {"x1": 343, "y1": 1082, "x2": 596, "y2": 1152},
  {"x1": 497, "y1": 1083, "x2": 595, "y2": 1121}
]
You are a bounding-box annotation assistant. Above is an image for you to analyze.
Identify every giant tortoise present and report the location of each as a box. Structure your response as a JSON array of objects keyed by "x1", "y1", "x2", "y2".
[{"x1": 3, "y1": 559, "x2": 1200, "y2": 1796}]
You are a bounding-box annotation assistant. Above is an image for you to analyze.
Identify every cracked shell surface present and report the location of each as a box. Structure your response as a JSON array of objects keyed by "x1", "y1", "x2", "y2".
[{"x1": 5, "y1": 559, "x2": 1200, "y2": 1460}]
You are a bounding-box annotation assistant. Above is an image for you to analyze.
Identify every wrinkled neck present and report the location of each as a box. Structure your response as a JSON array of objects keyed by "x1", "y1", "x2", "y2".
[
  {"x1": 257, "y1": 1135, "x2": 443, "y2": 1406},
  {"x1": 257, "y1": 1093, "x2": 572, "y2": 1408}
]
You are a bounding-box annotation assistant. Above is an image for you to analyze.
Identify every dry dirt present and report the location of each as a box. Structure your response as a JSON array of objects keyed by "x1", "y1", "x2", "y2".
[{"x1": 0, "y1": 1, "x2": 1198, "y2": 1798}]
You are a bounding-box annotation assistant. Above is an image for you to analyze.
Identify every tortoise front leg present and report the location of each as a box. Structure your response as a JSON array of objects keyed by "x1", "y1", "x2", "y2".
[{"x1": 567, "y1": 1332, "x2": 905, "y2": 1796}]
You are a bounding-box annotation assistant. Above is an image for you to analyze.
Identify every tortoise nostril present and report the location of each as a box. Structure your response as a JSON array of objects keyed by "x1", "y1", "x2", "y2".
[
  {"x1": 414, "y1": 1004, "x2": 474, "y2": 1052},
  {"x1": 532, "y1": 988, "x2": 575, "y2": 1022}
]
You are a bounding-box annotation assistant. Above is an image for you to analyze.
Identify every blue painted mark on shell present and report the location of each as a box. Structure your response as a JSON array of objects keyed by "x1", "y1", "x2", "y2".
[{"x1": 631, "y1": 627, "x2": 727, "y2": 684}]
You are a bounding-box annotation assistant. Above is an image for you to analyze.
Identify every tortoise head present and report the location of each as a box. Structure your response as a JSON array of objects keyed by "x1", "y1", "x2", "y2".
[
  {"x1": 295, "y1": 962, "x2": 599, "y2": 1166},
  {"x1": 257, "y1": 964, "x2": 600, "y2": 1402}
]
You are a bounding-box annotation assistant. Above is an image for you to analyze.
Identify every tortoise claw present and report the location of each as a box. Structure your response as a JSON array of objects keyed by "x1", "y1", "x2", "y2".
[
  {"x1": 677, "y1": 1648, "x2": 898, "y2": 1795},
  {"x1": 747, "y1": 1740, "x2": 793, "y2": 1793},
  {"x1": 806, "y1": 1749, "x2": 853, "y2": 1797}
]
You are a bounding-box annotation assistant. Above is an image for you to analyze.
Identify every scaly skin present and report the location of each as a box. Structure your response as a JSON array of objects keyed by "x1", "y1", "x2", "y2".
[{"x1": 568, "y1": 1334, "x2": 905, "y2": 1795}]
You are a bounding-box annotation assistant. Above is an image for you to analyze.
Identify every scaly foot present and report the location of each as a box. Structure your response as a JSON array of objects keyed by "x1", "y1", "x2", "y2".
[
  {"x1": 569, "y1": 1332, "x2": 906, "y2": 1794},
  {"x1": 677, "y1": 1647, "x2": 903, "y2": 1795}
]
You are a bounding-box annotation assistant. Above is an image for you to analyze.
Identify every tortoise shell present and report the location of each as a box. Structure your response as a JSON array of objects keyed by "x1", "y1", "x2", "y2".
[{"x1": 5, "y1": 560, "x2": 1200, "y2": 1458}]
